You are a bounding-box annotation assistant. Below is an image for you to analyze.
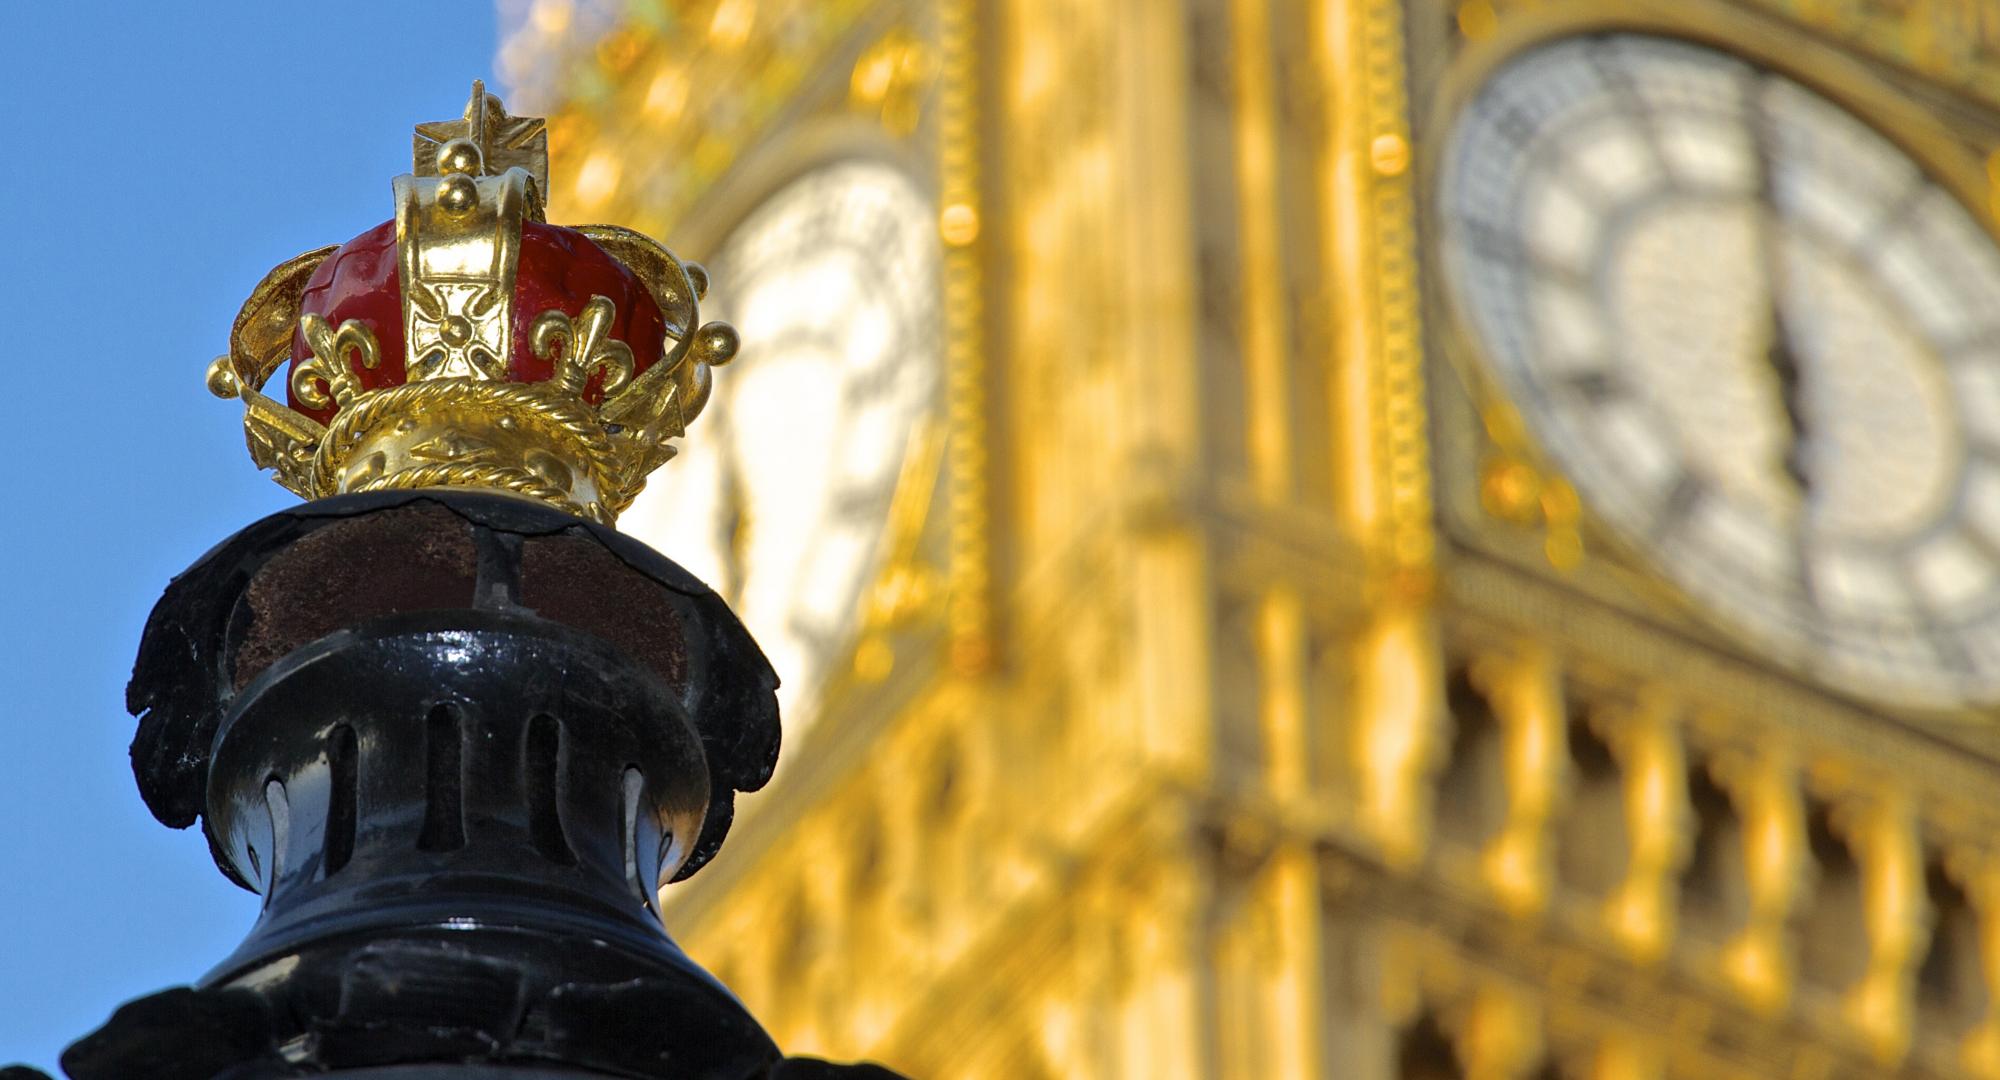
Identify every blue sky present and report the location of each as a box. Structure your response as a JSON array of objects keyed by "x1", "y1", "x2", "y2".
[{"x1": 0, "y1": 3, "x2": 508, "y2": 1069}]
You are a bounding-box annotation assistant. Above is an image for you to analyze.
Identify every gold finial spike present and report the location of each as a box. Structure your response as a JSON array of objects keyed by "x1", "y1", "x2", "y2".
[
  {"x1": 413, "y1": 79, "x2": 549, "y2": 198},
  {"x1": 465, "y1": 78, "x2": 487, "y2": 155}
]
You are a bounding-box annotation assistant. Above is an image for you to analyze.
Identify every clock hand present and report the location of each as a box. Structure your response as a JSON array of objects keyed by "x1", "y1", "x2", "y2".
[
  {"x1": 1747, "y1": 73, "x2": 1819, "y2": 607},
  {"x1": 1766, "y1": 293, "x2": 1823, "y2": 609},
  {"x1": 1765, "y1": 300, "x2": 1812, "y2": 495}
]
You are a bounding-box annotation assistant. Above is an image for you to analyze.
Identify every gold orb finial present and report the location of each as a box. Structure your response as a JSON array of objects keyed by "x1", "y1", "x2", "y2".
[{"x1": 436, "y1": 137, "x2": 484, "y2": 176}]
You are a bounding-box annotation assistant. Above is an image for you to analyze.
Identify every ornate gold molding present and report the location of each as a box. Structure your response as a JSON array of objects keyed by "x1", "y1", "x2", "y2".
[
  {"x1": 937, "y1": 0, "x2": 993, "y2": 674},
  {"x1": 393, "y1": 168, "x2": 527, "y2": 383},
  {"x1": 1320, "y1": 0, "x2": 1436, "y2": 575},
  {"x1": 538, "y1": 0, "x2": 878, "y2": 232}
]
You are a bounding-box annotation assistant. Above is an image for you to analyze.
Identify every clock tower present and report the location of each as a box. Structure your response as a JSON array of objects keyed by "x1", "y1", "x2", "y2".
[{"x1": 509, "y1": 0, "x2": 2000, "y2": 1076}]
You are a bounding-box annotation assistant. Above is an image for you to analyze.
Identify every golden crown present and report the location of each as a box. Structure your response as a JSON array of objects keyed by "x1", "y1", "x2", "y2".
[{"x1": 205, "y1": 82, "x2": 738, "y2": 525}]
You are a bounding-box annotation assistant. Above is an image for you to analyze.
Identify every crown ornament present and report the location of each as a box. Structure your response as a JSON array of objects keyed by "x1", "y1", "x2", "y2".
[{"x1": 207, "y1": 82, "x2": 739, "y2": 524}]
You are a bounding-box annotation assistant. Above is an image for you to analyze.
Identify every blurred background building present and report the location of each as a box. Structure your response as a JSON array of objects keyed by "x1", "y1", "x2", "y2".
[{"x1": 497, "y1": 0, "x2": 2000, "y2": 1075}]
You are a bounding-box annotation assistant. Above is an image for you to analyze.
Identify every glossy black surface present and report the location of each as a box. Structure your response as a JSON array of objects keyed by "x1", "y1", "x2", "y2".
[
  {"x1": 41, "y1": 492, "x2": 907, "y2": 1079},
  {"x1": 127, "y1": 490, "x2": 784, "y2": 882}
]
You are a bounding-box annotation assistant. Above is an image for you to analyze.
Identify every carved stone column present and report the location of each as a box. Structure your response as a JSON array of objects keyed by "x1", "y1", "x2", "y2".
[{"x1": 1598, "y1": 693, "x2": 1690, "y2": 964}]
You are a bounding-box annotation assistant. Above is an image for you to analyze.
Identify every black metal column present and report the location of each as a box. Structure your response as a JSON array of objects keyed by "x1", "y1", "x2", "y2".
[{"x1": 36, "y1": 492, "x2": 902, "y2": 1080}]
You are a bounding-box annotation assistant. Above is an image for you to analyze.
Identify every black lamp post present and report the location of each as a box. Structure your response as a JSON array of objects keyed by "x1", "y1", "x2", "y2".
[{"x1": 5, "y1": 86, "x2": 909, "y2": 1080}]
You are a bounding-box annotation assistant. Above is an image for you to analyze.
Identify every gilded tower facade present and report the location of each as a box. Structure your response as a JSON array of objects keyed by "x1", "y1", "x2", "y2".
[{"x1": 505, "y1": 1, "x2": 2000, "y2": 1076}]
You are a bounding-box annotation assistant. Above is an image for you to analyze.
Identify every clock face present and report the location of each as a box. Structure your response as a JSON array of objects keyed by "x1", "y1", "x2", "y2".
[
  {"x1": 1438, "y1": 33, "x2": 2000, "y2": 706},
  {"x1": 621, "y1": 160, "x2": 942, "y2": 729}
]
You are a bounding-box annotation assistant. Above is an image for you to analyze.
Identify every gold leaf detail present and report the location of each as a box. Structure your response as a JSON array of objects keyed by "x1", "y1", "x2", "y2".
[
  {"x1": 225, "y1": 245, "x2": 337, "y2": 395},
  {"x1": 531, "y1": 296, "x2": 635, "y2": 399},
  {"x1": 239, "y1": 388, "x2": 328, "y2": 498},
  {"x1": 293, "y1": 315, "x2": 382, "y2": 410}
]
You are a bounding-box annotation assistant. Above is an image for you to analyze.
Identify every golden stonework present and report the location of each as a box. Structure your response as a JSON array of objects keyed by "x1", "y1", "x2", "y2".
[{"x1": 207, "y1": 82, "x2": 739, "y2": 524}]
